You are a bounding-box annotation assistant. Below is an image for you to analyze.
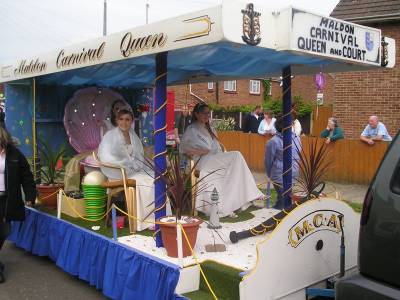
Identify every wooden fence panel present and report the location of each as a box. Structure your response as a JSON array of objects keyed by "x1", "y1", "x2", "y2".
[
  {"x1": 249, "y1": 134, "x2": 269, "y2": 171},
  {"x1": 218, "y1": 131, "x2": 388, "y2": 184},
  {"x1": 311, "y1": 105, "x2": 333, "y2": 137}
]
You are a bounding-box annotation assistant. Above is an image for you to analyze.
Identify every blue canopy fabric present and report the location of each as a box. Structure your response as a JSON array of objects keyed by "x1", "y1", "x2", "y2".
[
  {"x1": 36, "y1": 42, "x2": 337, "y2": 88},
  {"x1": 8, "y1": 208, "x2": 183, "y2": 300}
]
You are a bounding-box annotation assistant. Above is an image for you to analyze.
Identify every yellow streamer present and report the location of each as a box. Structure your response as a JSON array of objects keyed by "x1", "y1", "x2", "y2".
[
  {"x1": 152, "y1": 72, "x2": 167, "y2": 85},
  {"x1": 61, "y1": 190, "x2": 113, "y2": 222},
  {"x1": 153, "y1": 100, "x2": 167, "y2": 115},
  {"x1": 32, "y1": 78, "x2": 37, "y2": 181},
  {"x1": 153, "y1": 124, "x2": 167, "y2": 135},
  {"x1": 179, "y1": 223, "x2": 218, "y2": 300}
]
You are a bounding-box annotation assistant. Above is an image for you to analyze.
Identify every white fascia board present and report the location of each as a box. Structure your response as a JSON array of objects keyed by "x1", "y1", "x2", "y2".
[
  {"x1": 0, "y1": 5, "x2": 224, "y2": 84},
  {"x1": 221, "y1": 1, "x2": 277, "y2": 49}
]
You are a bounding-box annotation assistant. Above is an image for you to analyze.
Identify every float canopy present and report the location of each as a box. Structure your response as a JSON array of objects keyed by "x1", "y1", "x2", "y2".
[{"x1": 0, "y1": 2, "x2": 395, "y2": 87}]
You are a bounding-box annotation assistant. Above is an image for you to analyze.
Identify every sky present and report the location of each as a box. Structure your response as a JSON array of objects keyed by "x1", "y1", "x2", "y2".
[{"x1": 0, "y1": 0, "x2": 340, "y2": 61}]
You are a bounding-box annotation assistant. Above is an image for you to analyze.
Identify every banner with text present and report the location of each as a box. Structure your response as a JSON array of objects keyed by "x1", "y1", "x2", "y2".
[{"x1": 291, "y1": 9, "x2": 381, "y2": 65}]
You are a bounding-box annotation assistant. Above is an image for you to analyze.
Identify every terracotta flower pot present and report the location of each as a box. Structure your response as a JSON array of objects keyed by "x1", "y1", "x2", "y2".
[
  {"x1": 159, "y1": 216, "x2": 203, "y2": 258},
  {"x1": 37, "y1": 184, "x2": 64, "y2": 208}
]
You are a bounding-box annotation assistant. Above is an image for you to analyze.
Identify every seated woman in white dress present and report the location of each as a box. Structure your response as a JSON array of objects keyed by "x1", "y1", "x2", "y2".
[
  {"x1": 98, "y1": 108, "x2": 153, "y2": 231},
  {"x1": 180, "y1": 103, "x2": 264, "y2": 217}
]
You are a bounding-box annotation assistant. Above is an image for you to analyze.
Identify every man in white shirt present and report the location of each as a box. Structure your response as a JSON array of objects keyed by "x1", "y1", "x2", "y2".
[{"x1": 360, "y1": 115, "x2": 392, "y2": 145}]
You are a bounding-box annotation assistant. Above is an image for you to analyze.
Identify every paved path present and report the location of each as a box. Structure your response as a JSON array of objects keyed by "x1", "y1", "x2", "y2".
[
  {"x1": 0, "y1": 242, "x2": 106, "y2": 300},
  {"x1": 252, "y1": 171, "x2": 368, "y2": 203}
]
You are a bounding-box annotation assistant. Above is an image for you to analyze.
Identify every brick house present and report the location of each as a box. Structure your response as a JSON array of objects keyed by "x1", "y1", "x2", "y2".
[
  {"x1": 169, "y1": 76, "x2": 333, "y2": 110},
  {"x1": 169, "y1": 0, "x2": 399, "y2": 139},
  {"x1": 329, "y1": 0, "x2": 400, "y2": 139}
]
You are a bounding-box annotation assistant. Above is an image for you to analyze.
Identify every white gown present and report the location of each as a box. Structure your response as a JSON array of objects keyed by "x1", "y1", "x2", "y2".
[
  {"x1": 180, "y1": 122, "x2": 264, "y2": 217},
  {"x1": 98, "y1": 127, "x2": 154, "y2": 231}
]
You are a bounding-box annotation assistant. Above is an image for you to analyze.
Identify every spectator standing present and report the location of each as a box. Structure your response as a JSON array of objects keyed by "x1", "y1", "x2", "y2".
[
  {"x1": 258, "y1": 111, "x2": 276, "y2": 136},
  {"x1": 292, "y1": 108, "x2": 302, "y2": 137},
  {"x1": 174, "y1": 105, "x2": 192, "y2": 145},
  {"x1": 264, "y1": 117, "x2": 301, "y2": 209},
  {"x1": 242, "y1": 105, "x2": 263, "y2": 133},
  {"x1": 0, "y1": 104, "x2": 5, "y2": 129},
  {"x1": 0, "y1": 126, "x2": 36, "y2": 283},
  {"x1": 320, "y1": 117, "x2": 344, "y2": 144},
  {"x1": 360, "y1": 115, "x2": 392, "y2": 145}
]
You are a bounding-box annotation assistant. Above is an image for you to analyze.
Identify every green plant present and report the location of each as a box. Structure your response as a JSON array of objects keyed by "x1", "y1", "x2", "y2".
[
  {"x1": 293, "y1": 95, "x2": 313, "y2": 117},
  {"x1": 207, "y1": 102, "x2": 223, "y2": 112},
  {"x1": 262, "y1": 79, "x2": 272, "y2": 102},
  {"x1": 208, "y1": 103, "x2": 256, "y2": 114},
  {"x1": 213, "y1": 117, "x2": 236, "y2": 131},
  {"x1": 262, "y1": 96, "x2": 313, "y2": 118},
  {"x1": 262, "y1": 99, "x2": 282, "y2": 115},
  {"x1": 38, "y1": 137, "x2": 66, "y2": 185},
  {"x1": 294, "y1": 138, "x2": 333, "y2": 198}
]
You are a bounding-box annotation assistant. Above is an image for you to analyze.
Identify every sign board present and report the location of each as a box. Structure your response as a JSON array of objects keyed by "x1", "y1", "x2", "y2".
[
  {"x1": 291, "y1": 9, "x2": 381, "y2": 65},
  {"x1": 0, "y1": 6, "x2": 222, "y2": 83},
  {"x1": 240, "y1": 198, "x2": 360, "y2": 300},
  {"x1": 317, "y1": 93, "x2": 324, "y2": 106}
]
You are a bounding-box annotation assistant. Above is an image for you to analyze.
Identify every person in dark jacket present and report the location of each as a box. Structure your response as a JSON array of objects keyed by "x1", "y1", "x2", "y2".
[
  {"x1": 242, "y1": 105, "x2": 263, "y2": 133},
  {"x1": 0, "y1": 126, "x2": 36, "y2": 283},
  {"x1": 0, "y1": 105, "x2": 5, "y2": 129},
  {"x1": 320, "y1": 117, "x2": 344, "y2": 144}
]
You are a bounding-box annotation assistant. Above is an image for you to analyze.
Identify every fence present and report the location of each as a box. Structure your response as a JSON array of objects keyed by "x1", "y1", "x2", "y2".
[
  {"x1": 218, "y1": 131, "x2": 388, "y2": 185},
  {"x1": 311, "y1": 105, "x2": 333, "y2": 137}
]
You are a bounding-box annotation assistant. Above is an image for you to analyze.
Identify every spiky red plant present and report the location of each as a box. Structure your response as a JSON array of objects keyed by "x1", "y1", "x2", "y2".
[{"x1": 294, "y1": 138, "x2": 333, "y2": 198}]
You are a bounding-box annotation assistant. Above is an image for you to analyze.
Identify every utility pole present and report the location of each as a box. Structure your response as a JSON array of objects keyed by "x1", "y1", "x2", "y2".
[
  {"x1": 103, "y1": 0, "x2": 107, "y2": 36},
  {"x1": 146, "y1": 3, "x2": 149, "y2": 24}
]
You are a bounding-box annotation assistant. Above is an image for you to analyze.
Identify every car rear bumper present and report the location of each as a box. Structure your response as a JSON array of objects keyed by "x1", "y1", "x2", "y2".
[{"x1": 336, "y1": 272, "x2": 400, "y2": 300}]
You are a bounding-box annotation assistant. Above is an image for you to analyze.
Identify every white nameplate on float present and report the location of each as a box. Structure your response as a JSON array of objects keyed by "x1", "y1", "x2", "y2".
[{"x1": 290, "y1": 8, "x2": 381, "y2": 66}]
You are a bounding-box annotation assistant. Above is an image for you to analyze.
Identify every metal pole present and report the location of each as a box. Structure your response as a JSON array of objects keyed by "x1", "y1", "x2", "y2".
[
  {"x1": 146, "y1": 3, "x2": 149, "y2": 24},
  {"x1": 282, "y1": 66, "x2": 292, "y2": 208},
  {"x1": 338, "y1": 214, "x2": 345, "y2": 277},
  {"x1": 32, "y1": 78, "x2": 38, "y2": 182},
  {"x1": 112, "y1": 205, "x2": 118, "y2": 241},
  {"x1": 266, "y1": 181, "x2": 271, "y2": 208},
  {"x1": 57, "y1": 190, "x2": 62, "y2": 219},
  {"x1": 154, "y1": 52, "x2": 168, "y2": 247},
  {"x1": 103, "y1": 0, "x2": 107, "y2": 36},
  {"x1": 176, "y1": 221, "x2": 183, "y2": 268}
]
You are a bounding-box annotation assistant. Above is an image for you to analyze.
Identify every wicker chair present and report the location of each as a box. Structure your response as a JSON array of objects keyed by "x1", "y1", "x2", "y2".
[{"x1": 92, "y1": 152, "x2": 137, "y2": 233}]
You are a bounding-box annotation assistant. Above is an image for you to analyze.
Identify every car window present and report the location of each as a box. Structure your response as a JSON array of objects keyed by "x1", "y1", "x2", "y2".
[{"x1": 390, "y1": 160, "x2": 400, "y2": 195}]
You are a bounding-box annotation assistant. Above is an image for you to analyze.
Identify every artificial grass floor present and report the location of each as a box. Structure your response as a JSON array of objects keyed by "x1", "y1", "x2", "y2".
[
  {"x1": 39, "y1": 206, "x2": 155, "y2": 238},
  {"x1": 183, "y1": 261, "x2": 242, "y2": 300},
  {"x1": 38, "y1": 186, "x2": 278, "y2": 239}
]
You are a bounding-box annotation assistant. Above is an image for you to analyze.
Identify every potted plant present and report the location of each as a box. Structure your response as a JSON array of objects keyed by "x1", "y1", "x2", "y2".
[
  {"x1": 293, "y1": 137, "x2": 333, "y2": 201},
  {"x1": 145, "y1": 153, "x2": 217, "y2": 257},
  {"x1": 36, "y1": 138, "x2": 66, "y2": 208}
]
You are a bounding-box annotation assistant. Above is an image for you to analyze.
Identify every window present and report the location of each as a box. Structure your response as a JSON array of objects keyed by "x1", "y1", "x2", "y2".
[
  {"x1": 249, "y1": 80, "x2": 261, "y2": 95},
  {"x1": 207, "y1": 82, "x2": 214, "y2": 90},
  {"x1": 224, "y1": 80, "x2": 236, "y2": 92}
]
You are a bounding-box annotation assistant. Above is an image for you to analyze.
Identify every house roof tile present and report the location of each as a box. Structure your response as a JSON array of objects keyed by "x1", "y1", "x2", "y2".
[{"x1": 331, "y1": 0, "x2": 400, "y2": 22}]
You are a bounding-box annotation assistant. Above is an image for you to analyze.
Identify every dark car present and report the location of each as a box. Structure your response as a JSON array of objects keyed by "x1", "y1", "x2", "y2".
[{"x1": 336, "y1": 131, "x2": 400, "y2": 300}]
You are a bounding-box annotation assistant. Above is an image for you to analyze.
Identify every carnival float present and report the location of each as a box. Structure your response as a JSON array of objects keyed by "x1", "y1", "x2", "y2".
[{"x1": 0, "y1": 1, "x2": 395, "y2": 299}]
